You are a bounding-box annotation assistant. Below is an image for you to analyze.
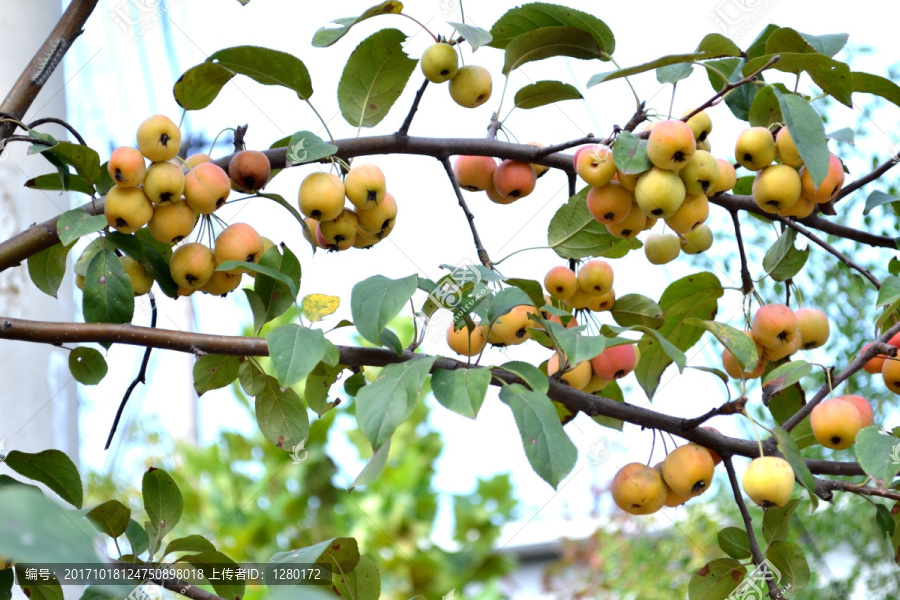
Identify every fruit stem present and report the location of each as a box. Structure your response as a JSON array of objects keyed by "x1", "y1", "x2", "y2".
[
  {"x1": 305, "y1": 99, "x2": 335, "y2": 143},
  {"x1": 667, "y1": 81, "x2": 677, "y2": 120},
  {"x1": 399, "y1": 13, "x2": 438, "y2": 42},
  {"x1": 742, "y1": 409, "x2": 766, "y2": 458},
  {"x1": 207, "y1": 127, "x2": 237, "y2": 156},
  {"x1": 492, "y1": 246, "x2": 551, "y2": 266}
]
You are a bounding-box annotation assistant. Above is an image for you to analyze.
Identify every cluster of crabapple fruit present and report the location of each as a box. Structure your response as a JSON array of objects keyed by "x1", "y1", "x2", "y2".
[
  {"x1": 298, "y1": 163, "x2": 396, "y2": 251},
  {"x1": 420, "y1": 41, "x2": 492, "y2": 109},
  {"x1": 453, "y1": 146, "x2": 549, "y2": 206},
  {"x1": 741, "y1": 125, "x2": 845, "y2": 217},
  {"x1": 77, "y1": 114, "x2": 273, "y2": 298}
]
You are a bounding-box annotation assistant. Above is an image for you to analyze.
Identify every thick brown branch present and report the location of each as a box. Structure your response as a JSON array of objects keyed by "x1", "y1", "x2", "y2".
[
  {"x1": 0, "y1": 315, "x2": 876, "y2": 478},
  {"x1": 723, "y1": 458, "x2": 780, "y2": 600},
  {"x1": 780, "y1": 217, "x2": 881, "y2": 289},
  {"x1": 438, "y1": 157, "x2": 492, "y2": 267},
  {"x1": 0, "y1": 0, "x2": 99, "y2": 141}
]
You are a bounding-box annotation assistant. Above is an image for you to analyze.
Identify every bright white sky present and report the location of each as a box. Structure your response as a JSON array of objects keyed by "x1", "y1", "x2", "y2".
[{"x1": 61, "y1": 0, "x2": 900, "y2": 559}]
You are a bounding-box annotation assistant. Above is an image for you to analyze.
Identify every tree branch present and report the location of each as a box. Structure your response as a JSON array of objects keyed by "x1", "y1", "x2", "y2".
[
  {"x1": 682, "y1": 55, "x2": 780, "y2": 124},
  {"x1": 729, "y1": 210, "x2": 754, "y2": 295},
  {"x1": 723, "y1": 457, "x2": 780, "y2": 600},
  {"x1": 109, "y1": 562, "x2": 226, "y2": 600},
  {"x1": 0, "y1": 0, "x2": 99, "y2": 141},
  {"x1": 438, "y1": 157, "x2": 492, "y2": 267},
  {"x1": 397, "y1": 79, "x2": 429, "y2": 136},
  {"x1": 834, "y1": 157, "x2": 899, "y2": 204},
  {"x1": 0, "y1": 315, "x2": 881, "y2": 478},
  {"x1": 815, "y1": 478, "x2": 900, "y2": 502},
  {"x1": 780, "y1": 217, "x2": 882, "y2": 289}
]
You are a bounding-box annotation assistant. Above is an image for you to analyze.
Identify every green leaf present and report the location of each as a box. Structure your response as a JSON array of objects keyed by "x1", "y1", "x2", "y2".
[
  {"x1": 513, "y1": 80, "x2": 582, "y2": 109},
  {"x1": 432, "y1": 368, "x2": 491, "y2": 419},
  {"x1": 332, "y1": 554, "x2": 380, "y2": 600},
  {"x1": 878, "y1": 276, "x2": 900, "y2": 308},
  {"x1": 305, "y1": 362, "x2": 344, "y2": 416},
  {"x1": 748, "y1": 84, "x2": 782, "y2": 127},
  {"x1": 268, "y1": 537, "x2": 359, "y2": 581},
  {"x1": 142, "y1": 468, "x2": 184, "y2": 555},
  {"x1": 192, "y1": 354, "x2": 241, "y2": 396},
  {"x1": 852, "y1": 71, "x2": 900, "y2": 108},
  {"x1": 349, "y1": 440, "x2": 391, "y2": 491},
  {"x1": 705, "y1": 57, "x2": 757, "y2": 121},
  {"x1": 767, "y1": 541, "x2": 811, "y2": 590},
  {"x1": 502, "y1": 26, "x2": 600, "y2": 75},
  {"x1": 855, "y1": 426, "x2": 900, "y2": 483},
  {"x1": 27, "y1": 242, "x2": 71, "y2": 298},
  {"x1": 351, "y1": 274, "x2": 418, "y2": 346},
  {"x1": 207, "y1": 45, "x2": 313, "y2": 100},
  {"x1": 14, "y1": 567, "x2": 62, "y2": 600},
  {"x1": 256, "y1": 375, "x2": 310, "y2": 451},
  {"x1": 57, "y1": 209, "x2": 106, "y2": 246},
  {"x1": 312, "y1": 1, "x2": 403, "y2": 47},
  {"x1": 85, "y1": 500, "x2": 131, "y2": 538},
  {"x1": 0, "y1": 569, "x2": 11, "y2": 600},
  {"x1": 337, "y1": 28, "x2": 417, "y2": 128},
  {"x1": 499, "y1": 384, "x2": 577, "y2": 489},
  {"x1": 266, "y1": 324, "x2": 337, "y2": 387},
  {"x1": 656, "y1": 62, "x2": 693, "y2": 84},
  {"x1": 489, "y1": 3, "x2": 614, "y2": 56},
  {"x1": 826, "y1": 126, "x2": 854, "y2": 144},
  {"x1": 216, "y1": 260, "x2": 298, "y2": 297},
  {"x1": 717, "y1": 527, "x2": 751, "y2": 560},
  {"x1": 635, "y1": 273, "x2": 722, "y2": 399},
  {"x1": 4, "y1": 450, "x2": 83, "y2": 508},
  {"x1": 772, "y1": 427, "x2": 818, "y2": 509},
  {"x1": 163, "y1": 535, "x2": 215, "y2": 557},
  {"x1": 611, "y1": 293, "x2": 664, "y2": 329},
  {"x1": 285, "y1": 131, "x2": 338, "y2": 166},
  {"x1": 547, "y1": 322, "x2": 606, "y2": 364},
  {"x1": 864, "y1": 190, "x2": 900, "y2": 215},
  {"x1": 762, "y1": 498, "x2": 800, "y2": 545},
  {"x1": 357, "y1": 357, "x2": 436, "y2": 449},
  {"x1": 797, "y1": 31, "x2": 848, "y2": 57},
  {"x1": 744, "y1": 53, "x2": 853, "y2": 106},
  {"x1": 762, "y1": 227, "x2": 809, "y2": 282},
  {"x1": 180, "y1": 551, "x2": 245, "y2": 600},
  {"x1": 685, "y1": 319, "x2": 758, "y2": 371},
  {"x1": 485, "y1": 287, "x2": 530, "y2": 325},
  {"x1": 83, "y1": 246, "x2": 134, "y2": 324},
  {"x1": 252, "y1": 245, "x2": 302, "y2": 327},
  {"x1": 588, "y1": 33, "x2": 739, "y2": 86},
  {"x1": 68, "y1": 347, "x2": 108, "y2": 385},
  {"x1": 134, "y1": 229, "x2": 179, "y2": 299},
  {"x1": 25, "y1": 172, "x2": 94, "y2": 195},
  {"x1": 505, "y1": 278, "x2": 545, "y2": 307},
  {"x1": 776, "y1": 91, "x2": 829, "y2": 188},
  {"x1": 173, "y1": 62, "x2": 235, "y2": 110},
  {"x1": 688, "y1": 558, "x2": 745, "y2": 599},
  {"x1": 611, "y1": 131, "x2": 652, "y2": 175},
  {"x1": 548, "y1": 186, "x2": 642, "y2": 259},
  {"x1": 875, "y1": 503, "x2": 896, "y2": 538},
  {"x1": 762, "y1": 361, "x2": 812, "y2": 402},
  {"x1": 447, "y1": 21, "x2": 492, "y2": 51},
  {"x1": 46, "y1": 142, "x2": 101, "y2": 186},
  {"x1": 125, "y1": 519, "x2": 148, "y2": 556},
  {"x1": 0, "y1": 487, "x2": 99, "y2": 565},
  {"x1": 500, "y1": 361, "x2": 549, "y2": 394}
]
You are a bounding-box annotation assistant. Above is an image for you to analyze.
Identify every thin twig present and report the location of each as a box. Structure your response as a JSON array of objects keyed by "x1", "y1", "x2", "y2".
[
  {"x1": 816, "y1": 478, "x2": 900, "y2": 502},
  {"x1": 486, "y1": 112, "x2": 501, "y2": 140},
  {"x1": 28, "y1": 117, "x2": 87, "y2": 146},
  {"x1": 729, "y1": 210, "x2": 754, "y2": 295},
  {"x1": 723, "y1": 457, "x2": 781, "y2": 600},
  {"x1": 398, "y1": 79, "x2": 429, "y2": 136},
  {"x1": 834, "y1": 157, "x2": 899, "y2": 205},
  {"x1": 438, "y1": 157, "x2": 492, "y2": 267},
  {"x1": 533, "y1": 135, "x2": 596, "y2": 158},
  {"x1": 105, "y1": 293, "x2": 157, "y2": 450},
  {"x1": 682, "y1": 55, "x2": 781, "y2": 124},
  {"x1": 0, "y1": 0, "x2": 99, "y2": 141},
  {"x1": 781, "y1": 217, "x2": 882, "y2": 289},
  {"x1": 681, "y1": 397, "x2": 747, "y2": 430}
]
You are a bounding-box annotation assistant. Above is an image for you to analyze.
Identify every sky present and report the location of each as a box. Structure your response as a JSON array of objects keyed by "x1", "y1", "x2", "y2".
[{"x1": 58, "y1": 0, "x2": 900, "y2": 570}]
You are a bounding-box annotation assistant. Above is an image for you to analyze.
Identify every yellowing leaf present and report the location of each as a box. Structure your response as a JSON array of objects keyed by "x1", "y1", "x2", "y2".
[{"x1": 302, "y1": 294, "x2": 340, "y2": 322}]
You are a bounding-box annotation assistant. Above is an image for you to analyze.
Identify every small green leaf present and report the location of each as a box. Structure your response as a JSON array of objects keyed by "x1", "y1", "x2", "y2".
[
  {"x1": 864, "y1": 190, "x2": 900, "y2": 215},
  {"x1": 238, "y1": 360, "x2": 266, "y2": 396},
  {"x1": 27, "y1": 242, "x2": 71, "y2": 298},
  {"x1": 748, "y1": 84, "x2": 782, "y2": 127},
  {"x1": 875, "y1": 503, "x2": 896, "y2": 538},
  {"x1": 216, "y1": 260, "x2": 298, "y2": 297},
  {"x1": 717, "y1": 527, "x2": 751, "y2": 560},
  {"x1": 688, "y1": 558, "x2": 744, "y2": 600},
  {"x1": 762, "y1": 498, "x2": 800, "y2": 545},
  {"x1": 776, "y1": 90, "x2": 830, "y2": 188},
  {"x1": 46, "y1": 142, "x2": 101, "y2": 186},
  {"x1": 4, "y1": 450, "x2": 83, "y2": 509},
  {"x1": 256, "y1": 375, "x2": 310, "y2": 451},
  {"x1": 349, "y1": 440, "x2": 391, "y2": 491},
  {"x1": 192, "y1": 355, "x2": 241, "y2": 395},
  {"x1": 305, "y1": 362, "x2": 344, "y2": 416},
  {"x1": 163, "y1": 535, "x2": 215, "y2": 557},
  {"x1": 86, "y1": 500, "x2": 131, "y2": 538},
  {"x1": 548, "y1": 186, "x2": 642, "y2": 259},
  {"x1": 285, "y1": 131, "x2": 338, "y2": 166},
  {"x1": 766, "y1": 541, "x2": 810, "y2": 590},
  {"x1": 357, "y1": 357, "x2": 436, "y2": 449},
  {"x1": 486, "y1": 287, "x2": 531, "y2": 325},
  {"x1": 57, "y1": 209, "x2": 107, "y2": 246},
  {"x1": 500, "y1": 361, "x2": 549, "y2": 394},
  {"x1": 337, "y1": 29, "x2": 417, "y2": 128},
  {"x1": 351, "y1": 274, "x2": 418, "y2": 347},
  {"x1": 25, "y1": 173, "x2": 94, "y2": 195},
  {"x1": 312, "y1": 1, "x2": 404, "y2": 47},
  {"x1": 266, "y1": 324, "x2": 337, "y2": 387},
  {"x1": 431, "y1": 368, "x2": 491, "y2": 419},
  {"x1": 763, "y1": 227, "x2": 809, "y2": 282},
  {"x1": 826, "y1": 126, "x2": 854, "y2": 145},
  {"x1": 173, "y1": 62, "x2": 235, "y2": 110},
  {"x1": 499, "y1": 384, "x2": 577, "y2": 489},
  {"x1": 489, "y1": 3, "x2": 615, "y2": 56},
  {"x1": 207, "y1": 45, "x2": 313, "y2": 100},
  {"x1": 612, "y1": 131, "x2": 653, "y2": 175},
  {"x1": 762, "y1": 361, "x2": 812, "y2": 402},
  {"x1": 447, "y1": 21, "x2": 492, "y2": 51},
  {"x1": 505, "y1": 278, "x2": 545, "y2": 307},
  {"x1": 656, "y1": 63, "x2": 693, "y2": 84},
  {"x1": 547, "y1": 322, "x2": 606, "y2": 364},
  {"x1": 855, "y1": 426, "x2": 900, "y2": 483},
  {"x1": 332, "y1": 554, "x2": 380, "y2": 600},
  {"x1": 125, "y1": 519, "x2": 148, "y2": 556},
  {"x1": 852, "y1": 70, "x2": 900, "y2": 108},
  {"x1": 503, "y1": 26, "x2": 600, "y2": 75},
  {"x1": 611, "y1": 293, "x2": 664, "y2": 329},
  {"x1": 772, "y1": 427, "x2": 818, "y2": 509},
  {"x1": 142, "y1": 468, "x2": 184, "y2": 556},
  {"x1": 68, "y1": 347, "x2": 108, "y2": 385},
  {"x1": 83, "y1": 246, "x2": 134, "y2": 324},
  {"x1": 685, "y1": 319, "x2": 758, "y2": 371},
  {"x1": 797, "y1": 31, "x2": 848, "y2": 57},
  {"x1": 267, "y1": 537, "x2": 359, "y2": 580},
  {"x1": 513, "y1": 80, "x2": 582, "y2": 109},
  {"x1": 877, "y1": 276, "x2": 900, "y2": 307}
]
